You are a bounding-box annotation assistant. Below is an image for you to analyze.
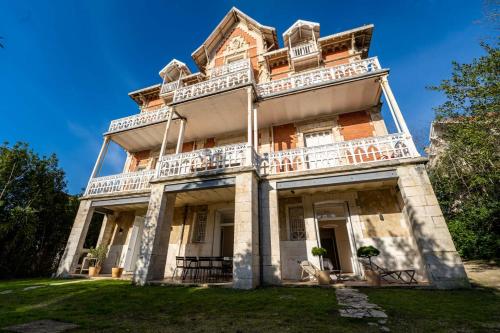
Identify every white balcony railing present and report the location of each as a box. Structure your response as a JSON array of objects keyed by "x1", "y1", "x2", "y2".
[
  {"x1": 157, "y1": 143, "x2": 249, "y2": 178},
  {"x1": 209, "y1": 59, "x2": 251, "y2": 77},
  {"x1": 85, "y1": 170, "x2": 155, "y2": 196},
  {"x1": 257, "y1": 57, "x2": 381, "y2": 97},
  {"x1": 259, "y1": 133, "x2": 417, "y2": 175},
  {"x1": 173, "y1": 59, "x2": 253, "y2": 103},
  {"x1": 290, "y1": 41, "x2": 318, "y2": 59},
  {"x1": 107, "y1": 107, "x2": 170, "y2": 133},
  {"x1": 160, "y1": 81, "x2": 180, "y2": 95}
]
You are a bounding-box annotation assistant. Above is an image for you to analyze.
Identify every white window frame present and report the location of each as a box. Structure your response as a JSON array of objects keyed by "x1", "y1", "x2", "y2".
[
  {"x1": 286, "y1": 204, "x2": 306, "y2": 241},
  {"x1": 304, "y1": 130, "x2": 334, "y2": 147}
]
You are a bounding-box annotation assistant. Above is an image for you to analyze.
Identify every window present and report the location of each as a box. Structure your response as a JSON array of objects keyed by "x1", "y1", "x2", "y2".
[
  {"x1": 287, "y1": 205, "x2": 306, "y2": 240},
  {"x1": 192, "y1": 206, "x2": 208, "y2": 243},
  {"x1": 304, "y1": 130, "x2": 333, "y2": 147}
]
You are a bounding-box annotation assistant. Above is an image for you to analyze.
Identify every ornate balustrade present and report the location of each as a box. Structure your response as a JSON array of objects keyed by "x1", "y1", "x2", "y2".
[
  {"x1": 157, "y1": 143, "x2": 250, "y2": 177},
  {"x1": 160, "y1": 81, "x2": 179, "y2": 95},
  {"x1": 257, "y1": 57, "x2": 381, "y2": 97},
  {"x1": 107, "y1": 107, "x2": 170, "y2": 133},
  {"x1": 290, "y1": 41, "x2": 318, "y2": 59},
  {"x1": 259, "y1": 133, "x2": 417, "y2": 175},
  {"x1": 173, "y1": 60, "x2": 253, "y2": 103},
  {"x1": 85, "y1": 170, "x2": 155, "y2": 196}
]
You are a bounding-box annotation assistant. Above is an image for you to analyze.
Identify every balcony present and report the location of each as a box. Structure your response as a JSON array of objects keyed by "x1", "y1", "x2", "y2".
[
  {"x1": 85, "y1": 170, "x2": 155, "y2": 196},
  {"x1": 290, "y1": 41, "x2": 319, "y2": 59},
  {"x1": 107, "y1": 107, "x2": 170, "y2": 134},
  {"x1": 172, "y1": 59, "x2": 253, "y2": 104},
  {"x1": 157, "y1": 143, "x2": 251, "y2": 178},
  {"x1": 257, "y1": 57, "x2": 381, "y2": 98},
  {"x1": 159, "y1": 81, "x2": 180, "y2": 95},
  {"x1": 259, "y1": 133, "x2": 417, "y2": 175}
]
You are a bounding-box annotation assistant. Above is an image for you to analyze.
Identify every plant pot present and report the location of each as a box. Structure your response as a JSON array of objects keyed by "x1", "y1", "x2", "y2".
[
  {"x1": 364, "y1": 269, "x2": 381, "y2": 286},
  {"x1": 317, "y1": 270, "x2": 331, "y2": 285},
  {"x1": 112, "y1": 267, "x2": 124, "y2": 278},
  {"x1": 88, "y1": 266, "x2": 101, "y2": 277}
]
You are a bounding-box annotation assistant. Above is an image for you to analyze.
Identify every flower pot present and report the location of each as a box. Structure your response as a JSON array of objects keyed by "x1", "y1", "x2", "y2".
[
  {"x1": 112, "y1": 267, "x2": 124, "y2": 278},
  {"x1": 317, "y1": 270, "x2": 331, "y2": 285},
  {"x1": 364, "y1": 269, "x2": 381, "y2": 286},
  {"x1": 88, "y1": 266, "x2": 101, "y2": 277}
]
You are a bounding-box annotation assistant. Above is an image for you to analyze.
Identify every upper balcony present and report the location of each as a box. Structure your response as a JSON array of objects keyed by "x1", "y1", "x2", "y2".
[
  {"x1": 83, "y1": 133, "x2": 419, "y2": 197},
  {"x1": 105, "y1": 106, "x2": 174, "y2": 152},
  {"x1": 169, "y1": 59, "x2": 253, "y2": 105},
  {"x1": 257, "y1": 57, "x2": 381, "y2": 98}
]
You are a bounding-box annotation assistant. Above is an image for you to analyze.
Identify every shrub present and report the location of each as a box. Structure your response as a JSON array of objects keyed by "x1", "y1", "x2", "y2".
[
  {"x1": 311, "y1": 247, "x2": 327, "y2": 257},
  {"x1": 357, "y1": 246, "x2": 380, "y2": 258}
]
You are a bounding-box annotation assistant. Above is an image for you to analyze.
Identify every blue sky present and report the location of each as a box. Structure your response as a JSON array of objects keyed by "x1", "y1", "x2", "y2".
[{"x1": 0, "y1": 0, "x2": 494, "y2": 194}]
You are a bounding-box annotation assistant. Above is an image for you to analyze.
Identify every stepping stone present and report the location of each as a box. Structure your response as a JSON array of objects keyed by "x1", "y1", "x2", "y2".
[
  {"x1": 380, "y1": 326, "x2": 391, "y2": 332},
  {"x1": 0, "y1": 290, "x2": 13, "y2": 295},
  {"x1": 336, "y1": 287, "x2": 388, "y2": 319},
  {"x1": 369, "y1": 310, "x2": 388, "y2": 318},
  {"x1": 3, "y1": 320, "x2": 78, "y2": 333}
]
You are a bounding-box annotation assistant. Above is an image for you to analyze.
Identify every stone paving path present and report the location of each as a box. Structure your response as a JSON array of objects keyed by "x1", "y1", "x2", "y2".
[{"x1": 336, "y1": 287, "x2": 390, "y2": 331}]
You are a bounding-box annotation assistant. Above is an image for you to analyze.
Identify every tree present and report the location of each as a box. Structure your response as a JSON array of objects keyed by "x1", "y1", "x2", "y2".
[
  {"x1": 0, "y1": 142, "x2": 79, "y2": 278},
  {"x1": 427, "y1": 42, "x2": 500, "y2": 259}
]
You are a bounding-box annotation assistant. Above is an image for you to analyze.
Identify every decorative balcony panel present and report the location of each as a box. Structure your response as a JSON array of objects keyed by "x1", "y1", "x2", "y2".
[
  {"x1": 157, "y1": 143, "x2": 249, "y2": 177},
  {"x1": 107, "y1": 107, "x2": 170, "y2": 133},
  {"x1": 160, "y1": 81, "x2": 179, "y2": 95},
  {"x1": 259, "y1": 133, "x2": 417, "y2": 175},
  {"x1": 85, "y1": 170, "x2": 155, "y2": 196},
  {"x1": 290, "y1": 41, "x2": 318, "y2": 59},
  {"x1": 173, "y1": 60, "x2": 253, "y2": 103},
  {"x1": 257, "y1": 57, "x2": 381, "y2": 97}
]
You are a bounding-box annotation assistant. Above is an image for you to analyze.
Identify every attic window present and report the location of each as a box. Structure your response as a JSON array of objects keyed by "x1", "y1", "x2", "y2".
[{"x1": 226, "y1": 53, "x2": 245, "y2": 64}]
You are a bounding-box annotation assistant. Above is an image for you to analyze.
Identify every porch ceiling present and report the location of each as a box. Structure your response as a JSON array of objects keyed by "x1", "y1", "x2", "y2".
[
  {"x1": 257, "y1": 75, "x2": 382, "y2": 128},
  {"x1": 174, "y1": 187, "x2": 235, "y2": 207},
  {"x1": 278, "y1": 179, "x2": 398, "y2": 198},
  {"x1": 173, "y1": 87, "x2": 250, "y2": 141}
]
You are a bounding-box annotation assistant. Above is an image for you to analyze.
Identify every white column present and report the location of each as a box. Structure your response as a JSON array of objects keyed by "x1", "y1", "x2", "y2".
[
  {"x1": 89, "y1": 136, "x2": 110, "y2": 181},
  {"x1": 253, "y1": 107, "x2": 258, "y2": 153},
  {"x1": 380, "y1": 75, "x2": 409, "y2": 134},
  {"x1": 246, "y1": 87, "x2": 254, "y2": 166},
  {"x1": 159, "y1": 107, "x2": 174, "y2": 158},
  {"x1": 175, "y1": 119, "x2": 186, "y2": 154}
]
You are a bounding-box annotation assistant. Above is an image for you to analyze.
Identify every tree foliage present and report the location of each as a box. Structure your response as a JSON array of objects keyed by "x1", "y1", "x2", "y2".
[
  {"x1": 0, "y1": 142, "x2": 79, "y2": 278},
  {"x1": 427, "y1": 42, "x2": 500, "y2": 259}
]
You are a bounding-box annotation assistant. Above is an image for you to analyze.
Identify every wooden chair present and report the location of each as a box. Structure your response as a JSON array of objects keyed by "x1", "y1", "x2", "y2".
[{"x1": 298, "y1": 260, "x2": 320, "y2": 281}]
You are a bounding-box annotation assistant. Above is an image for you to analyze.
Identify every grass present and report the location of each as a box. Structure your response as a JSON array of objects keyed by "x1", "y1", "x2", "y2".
[{"x1": 0, "y1": 279, "x2": 498, "y2": 332}]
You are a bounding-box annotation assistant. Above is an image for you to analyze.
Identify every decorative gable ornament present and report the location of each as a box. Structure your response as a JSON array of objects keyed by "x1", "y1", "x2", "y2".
[{"x1": 224, "y1": 36, "x2": 249, "y2": 56}]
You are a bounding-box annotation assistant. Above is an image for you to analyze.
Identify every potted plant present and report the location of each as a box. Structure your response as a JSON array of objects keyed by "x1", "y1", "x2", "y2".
[
  {"x1": 111, "y1": 254, "x2": 124, "y2": 278},
  {"x1": 87, "y1": 245, "x2": 107, "y2": 277},
  {"x1": 357, "y1": 246, "x2": 381, "y2": 286},
  {"x1": 311, "y1": 246, "x2": 330, "y2": 285}
]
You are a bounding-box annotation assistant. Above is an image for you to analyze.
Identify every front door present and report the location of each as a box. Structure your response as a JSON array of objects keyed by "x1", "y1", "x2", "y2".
[
  {"x1": 124, "y1": 216, "x2": 145, "y2": 272},
  {"x1": 319, "y1": 228, "x2": 341, "y2": 270}
]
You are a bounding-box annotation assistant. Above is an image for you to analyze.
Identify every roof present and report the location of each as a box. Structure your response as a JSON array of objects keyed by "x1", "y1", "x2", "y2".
[
  {"x1": 128, "y1": 83, "x2": 161, "y2": 104},
  {"x1": 318, "y1": 24, "x2": 373, "y2": 43},
  {"x1": 191, "y1": 7, "x2": 278, "y2": 72},
  {"x1": 158, "y1": 59, "x2": 192, "y2": 80}
]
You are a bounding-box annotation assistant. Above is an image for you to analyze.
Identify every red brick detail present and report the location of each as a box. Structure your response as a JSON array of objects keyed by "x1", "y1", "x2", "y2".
[
  {"x1": 129, "y1": 150, "x2": 150, "y2": 172},
  {"x1": 338, "y1": 111, "x2": 374, "y2": 140},
  {"x1": 182, "y1": 141, "x2": 195, "y2": 153},
  {"x1": 273, "y1": 123, "x2": 297, "y2": 151}
]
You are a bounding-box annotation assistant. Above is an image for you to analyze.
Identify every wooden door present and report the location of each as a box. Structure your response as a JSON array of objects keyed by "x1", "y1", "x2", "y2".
[{"x1": 273, "y1": 123, "x2": 297, "y2": 151}]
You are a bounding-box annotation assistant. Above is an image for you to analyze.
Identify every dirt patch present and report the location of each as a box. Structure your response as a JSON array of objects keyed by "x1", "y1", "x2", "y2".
[{"x1": 463, "y1": 260, "x2": 500, "y2": 290}]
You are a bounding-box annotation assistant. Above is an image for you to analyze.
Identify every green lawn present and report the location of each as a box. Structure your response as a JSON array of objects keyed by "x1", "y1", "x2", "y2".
[{"x1": 0, "y1": 279, "x2": 498, "y2": 332}]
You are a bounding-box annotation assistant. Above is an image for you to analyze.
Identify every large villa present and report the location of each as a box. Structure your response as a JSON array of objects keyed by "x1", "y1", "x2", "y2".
[{"x1": 57, "y1": 7, "x2": 469, "y2": 289}]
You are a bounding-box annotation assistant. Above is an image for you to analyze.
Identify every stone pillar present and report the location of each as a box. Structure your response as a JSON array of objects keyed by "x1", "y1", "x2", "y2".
[
  {"x1": 302, "y1": 195, "x2": 321, "y2": 269},
  {"x1": 96, "y1": 213, "x2": 116, "y2": 248},
  {"x1": 56, "y1": 199, "x2": 94, "y2": 277},
  {"x1": 260, "y1": 180, "x2": 281, "y2": 285},
  {"x1": 233, "y1": 172, "x2": 259, "y2": 289},
  {"x1": 133, "y1": 184, "x2": 176, "y2": 285},
  {"x1": 397, "y1": 164, "x2": 470, "y2": 289}
]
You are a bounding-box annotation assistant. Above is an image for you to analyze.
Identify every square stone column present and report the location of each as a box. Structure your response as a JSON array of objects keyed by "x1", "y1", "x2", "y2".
[
  {"x1": 260, "y1": 181, "x2": 281, "y2": 285},
  {"x1": 397, "y1": 164, "x2": 470, "y2": 289},
  {"x1": 233, "y1": 172, "x2": 260, "y2": 289},
  {"x1": 96, "y1": 213, "x2": 116, "y2": 248},
  {"x1": 56, "y1": 199, "x2": 94, "y2": 277},
  {"x1": 133, "y1": 184, "x2": 176, "y2": 285},
  {"x1": 302, "y1": 195, "x2": 321, "y2": 269}
]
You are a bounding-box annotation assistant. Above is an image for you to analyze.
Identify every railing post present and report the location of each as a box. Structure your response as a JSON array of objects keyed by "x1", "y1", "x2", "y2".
[
  {"x1": 176, "y1": 119, "x2": 186, "y2": 154},
  {"x1": 159, "y1": 107, "x2": 174, "y2": 159},
  {"x1": 380, "y1": 75, "x2": 410, "y2": 134},
  {"x1": 86, "y1": 136, "x2": 110, "y2": 194},
  {"x1": 246, "y1": 86, "x2": 254, "y2": 166}
]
